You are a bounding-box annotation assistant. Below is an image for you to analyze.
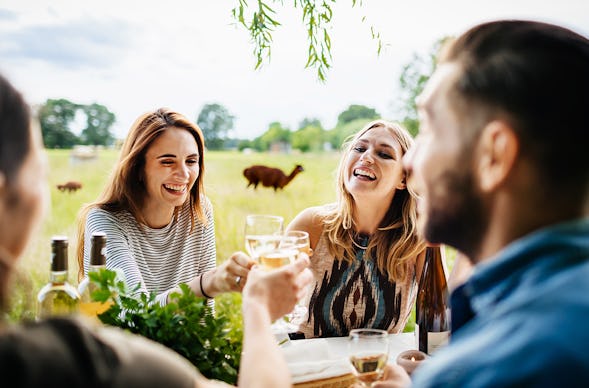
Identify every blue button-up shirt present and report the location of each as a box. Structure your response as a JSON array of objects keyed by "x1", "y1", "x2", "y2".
[{"x1": 412, "y1": 218, "x2": 589, "y2": 387}]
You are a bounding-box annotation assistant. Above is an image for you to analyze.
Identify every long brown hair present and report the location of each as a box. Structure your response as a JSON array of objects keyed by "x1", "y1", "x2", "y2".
[
  {"x1": 76, "y1": 108, "x2": 206, "y2": 280},
  {"x1": 320, "y1": 119, "x2": 425, "y2": 282}
]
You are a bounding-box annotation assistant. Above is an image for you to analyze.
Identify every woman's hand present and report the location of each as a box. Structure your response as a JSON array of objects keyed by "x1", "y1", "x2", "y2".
[
  {"x1": 242, "y1": 254, "x2": 313, "y2": 321},
  {"x1": 210, "y1": 251, "x2": 255, "y2": 294}
]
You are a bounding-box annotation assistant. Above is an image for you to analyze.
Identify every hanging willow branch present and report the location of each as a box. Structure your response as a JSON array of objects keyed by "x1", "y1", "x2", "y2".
[{"x1": 231, "y1": 0, "x2": 383, "y2": 81}]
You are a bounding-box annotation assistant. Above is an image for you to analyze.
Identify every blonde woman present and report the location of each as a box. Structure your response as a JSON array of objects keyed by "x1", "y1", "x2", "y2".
[{"x1": 287, "y1": 119, "x2": 426, "y2": 338}]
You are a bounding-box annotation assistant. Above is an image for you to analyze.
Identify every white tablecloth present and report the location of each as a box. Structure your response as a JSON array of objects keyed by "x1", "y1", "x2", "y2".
[{"x1": 282, "y1": 332, "x2": 415, "y2": 384}]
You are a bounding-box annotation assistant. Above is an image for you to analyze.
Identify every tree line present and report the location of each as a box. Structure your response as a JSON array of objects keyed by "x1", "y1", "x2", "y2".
[
  {"x1": 37, "y1": 40, "x2": 441, "y2": 151},
  {"x1": 38, "y1": 99, "x2": 116, "y2": 148}
]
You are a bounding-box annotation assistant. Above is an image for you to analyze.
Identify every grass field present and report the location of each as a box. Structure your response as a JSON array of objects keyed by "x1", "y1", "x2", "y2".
[
  {"x1": 8, "y1": 149, "x2": 342, "y2": 320},
  {"x1": 9, "y1": 148, "x2": 454, "y2": 333}
]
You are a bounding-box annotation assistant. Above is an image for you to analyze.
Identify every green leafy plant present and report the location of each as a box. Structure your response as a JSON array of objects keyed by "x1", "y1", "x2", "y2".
[
  {"x1": 89, "y1": 270, "x2": 243, "y2": 385},
  {"x1": 231, "y1": 0, "x2": 384, "y2": 81}
]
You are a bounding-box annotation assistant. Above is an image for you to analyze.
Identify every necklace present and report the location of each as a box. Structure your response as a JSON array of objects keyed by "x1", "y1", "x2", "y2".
[{"x1": 349, "y1": 230, "x2": 370, "y2": 250}]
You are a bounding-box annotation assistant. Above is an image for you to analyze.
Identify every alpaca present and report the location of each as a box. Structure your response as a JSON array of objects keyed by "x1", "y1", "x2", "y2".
[
  {"x1": 56, "y1": 181, "x2": 82, "y2": 193},
  {"x1": 243, "y1": 164, "x2": 304, "y2": 191}
]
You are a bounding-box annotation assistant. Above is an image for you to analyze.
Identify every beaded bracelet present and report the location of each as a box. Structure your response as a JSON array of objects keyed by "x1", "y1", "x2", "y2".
[{"x1": 199, "y1": 273, "x2": 213, "y2": 299}]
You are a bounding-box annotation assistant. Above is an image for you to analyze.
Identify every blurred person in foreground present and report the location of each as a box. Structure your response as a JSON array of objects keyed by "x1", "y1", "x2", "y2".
[
  {"x1": 376, "y1": 19, "x2": 589, "y2": 388},
  {"x1": 0, "y1": 73, "x2": 312, "y2": 387}
]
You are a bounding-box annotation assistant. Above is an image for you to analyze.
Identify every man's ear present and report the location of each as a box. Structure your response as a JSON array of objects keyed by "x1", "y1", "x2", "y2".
[{"x1": 476, "y1": 120, "x2": 519, "y2": 192}]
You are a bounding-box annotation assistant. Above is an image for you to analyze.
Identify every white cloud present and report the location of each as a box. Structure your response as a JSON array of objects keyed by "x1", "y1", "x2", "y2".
[{"x1": 1, "y1": 0, "x2": 588, "y2": 139}]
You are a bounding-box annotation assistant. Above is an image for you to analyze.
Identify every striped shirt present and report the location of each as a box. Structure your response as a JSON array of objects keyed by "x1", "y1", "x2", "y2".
[{"x1": 84, "y1": 196, "x2": 216, "y2": 306}]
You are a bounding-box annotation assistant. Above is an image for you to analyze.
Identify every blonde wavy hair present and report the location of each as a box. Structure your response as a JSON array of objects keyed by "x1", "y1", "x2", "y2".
[
  {"x1": 75, "y1": 108, "x2": 207, "y2": 281},
  {"x1": 320, "y1": 119, "x2": 425, "y2": 282}
]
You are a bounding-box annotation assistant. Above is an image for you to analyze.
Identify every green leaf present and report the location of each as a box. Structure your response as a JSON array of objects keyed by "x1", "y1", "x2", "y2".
[{"x1": 89, "y1": 269, "x2": 243, "y2": 385}]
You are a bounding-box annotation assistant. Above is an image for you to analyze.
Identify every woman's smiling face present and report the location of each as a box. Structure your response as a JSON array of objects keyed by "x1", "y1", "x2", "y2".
[
  {"x1": 142, "y1": 126, "x2": 200, "y2": 216},
  {"x1": 344, "y1": 125, "x2": 406, "y2": 201}
]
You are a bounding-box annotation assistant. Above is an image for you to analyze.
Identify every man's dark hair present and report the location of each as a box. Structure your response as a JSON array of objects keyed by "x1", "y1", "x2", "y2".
[{"x1": 441, "y1": 20, "x2": 589, "y2": 196}]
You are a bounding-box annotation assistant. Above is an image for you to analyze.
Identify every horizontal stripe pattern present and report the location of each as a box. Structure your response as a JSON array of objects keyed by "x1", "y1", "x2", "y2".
[{"x1": 84, "y1": 196, "x2": 216, "y2": 306}]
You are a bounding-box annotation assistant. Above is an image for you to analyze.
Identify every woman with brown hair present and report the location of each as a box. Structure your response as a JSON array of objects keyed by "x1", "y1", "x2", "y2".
[
  {"x1": 287, "y1": 119, "x2": 426, "y2": 338},
  {"x1": 76, "y1": 108, "x2": 250, "y2": 305},
  {"x1": 0, "y1": 72, "x2": 312, "y2": 387}
]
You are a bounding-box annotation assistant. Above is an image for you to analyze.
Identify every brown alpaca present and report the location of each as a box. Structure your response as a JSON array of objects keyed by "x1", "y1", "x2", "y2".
[
  {"x1": 243, "y1": 164, "x2": 304, "y2": 191},
  {"x1": 56, "y1": 181, "x2": 82, "y2": 193}
]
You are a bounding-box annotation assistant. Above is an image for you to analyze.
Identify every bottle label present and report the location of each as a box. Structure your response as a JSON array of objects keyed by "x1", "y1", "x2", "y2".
[
  {"x1": 427, "y1": 330, "x2": 449, "y2": 354},
  {"x1": 415, "y1": 324, "x2": 450, "y2": 355}
]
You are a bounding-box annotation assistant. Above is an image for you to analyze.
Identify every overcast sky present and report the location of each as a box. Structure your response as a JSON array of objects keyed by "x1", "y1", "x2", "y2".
[{"x1": 1, "y1": 0, "x2": 588, "y2": 139}]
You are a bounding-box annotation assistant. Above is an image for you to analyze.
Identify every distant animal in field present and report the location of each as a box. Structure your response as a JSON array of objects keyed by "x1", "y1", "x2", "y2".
[
  {"x1": 243, "y1": 164, "x2": 304, "y2": 191},
  {"x1": 57, "y1": 181, "x2": 82, "y2": 193}
]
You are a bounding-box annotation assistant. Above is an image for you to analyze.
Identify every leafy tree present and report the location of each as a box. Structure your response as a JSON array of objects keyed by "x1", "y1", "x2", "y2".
[
  {"x1": 292, "y1": 125, "x2": 324, "y2": 152},
  {"x1": 396, "y1": 38, "x2": 449, "y2": 136},
  {"x1": 237, "y1": 139, "x2": 254, "y2": 151},
  {"x1": 80, "y1": 103, "x2": 116, "y2": 146},
  {"x1": 256, "y1": 121, "x2": 291, "y2": 151},
  {"x1": 196, "y1": 103, "x2": 235, "y2": 150},
  {"x1": 337, "y1": 104, "x2": 379, "y2": 126},
  {"x1": 38, "y1": 99, "x2": 80, "y2": 148},
  {"x1": 231, "y1": 0, "x2": 383, "y2": 81},
  {"x1": 326, "y1": 117, "x2": 369, "y2": 149},
  {"x1": 298, "y1": 117, "x2": 323, "y2": 130}
]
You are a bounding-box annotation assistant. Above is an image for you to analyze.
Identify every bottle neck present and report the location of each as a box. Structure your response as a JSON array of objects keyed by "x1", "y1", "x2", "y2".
[
  {"x1": 88, "y1": 264, "x2": 106, "y2": 273},
  {"x1": 50, "y1": 270, "x2": 68, "y2": 284}
]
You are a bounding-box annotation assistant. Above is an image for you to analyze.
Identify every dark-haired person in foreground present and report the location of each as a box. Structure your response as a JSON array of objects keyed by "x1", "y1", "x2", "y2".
[
  {"x1": 0, "y1": 73, "x2": 312, "y2": 387},
  {"x1": 377, "y1": 20, "x2": 589, "y2": 387}
]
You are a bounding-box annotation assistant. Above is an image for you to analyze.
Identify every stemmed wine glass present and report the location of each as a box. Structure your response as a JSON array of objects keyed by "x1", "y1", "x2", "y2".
[
  {"x1": 244, "y1": 214, "x2": 284, "y2": 263},
  {"x1": 283, "y1": 230, "x2": 311, "y2": 323},
  {"x1": 284, "y1": 230, "x2": 311, "y2": 257},
  {"x1": 348, "y1": 329, "x2": 389, "y2": 387}
]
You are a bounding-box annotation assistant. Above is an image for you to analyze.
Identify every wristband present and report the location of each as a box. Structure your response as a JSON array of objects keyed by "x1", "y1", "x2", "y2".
[{"x1": 199, "y1": 273, "x2": 213, "y2": 299}]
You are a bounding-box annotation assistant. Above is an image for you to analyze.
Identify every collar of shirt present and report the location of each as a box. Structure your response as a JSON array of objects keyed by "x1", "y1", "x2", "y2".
[{"x1": 452, "y1": 217, "x2": 589, "y2": 324}]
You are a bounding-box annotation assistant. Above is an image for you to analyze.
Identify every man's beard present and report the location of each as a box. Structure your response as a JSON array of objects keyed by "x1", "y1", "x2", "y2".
[{"x1": 424, "y1": 168, "x2": 487, "y2": 261}]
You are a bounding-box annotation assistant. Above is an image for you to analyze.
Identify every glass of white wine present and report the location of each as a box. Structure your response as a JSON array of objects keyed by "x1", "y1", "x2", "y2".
[
  {"x1": 258, "y1": 235, "x2": 299, "y2": 271},
  {"x1": 244, "y1": 214, "x2": 284, "y2": 263},
  {"x1": 348, "y1": 329, "x2": 389, "y2": 387},
  {"x1": 284, "y1": 230, "x2": 311, "y2": 257},
  {"x1": 283, "y1": 230, "x2": 311, "y2": 323}
]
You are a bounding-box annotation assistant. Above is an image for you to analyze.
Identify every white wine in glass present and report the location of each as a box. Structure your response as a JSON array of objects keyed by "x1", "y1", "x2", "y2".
[
  {"x1": 284, "y1": 230, "x2": 311, "y2": 258},
  {"x1": 259, "y1": 239, "x2": 298, "y2": 270},
  {"x1": 283, "y1": 230, "x2": 311, "y2": 323},
  {"x1": 348, "y1": 329, "x2": 389, "y2": 387},
  {"x1": 244, "y1": 214, "x2": 284, "y2": 262}
]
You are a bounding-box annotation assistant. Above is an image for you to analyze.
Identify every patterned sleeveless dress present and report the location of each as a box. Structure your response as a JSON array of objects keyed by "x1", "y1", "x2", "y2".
[{"x1": 294, "y1": 232, "x2": 418, "y2": 338}]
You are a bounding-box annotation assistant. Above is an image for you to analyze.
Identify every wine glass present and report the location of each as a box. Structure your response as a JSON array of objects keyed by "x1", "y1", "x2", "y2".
[
  {"x1": 283, "y1": 230, "x2": 311, "y2": 323},
  {"x1": 348, "y1": 329, "x2": 389, "y2": 387},
  {"x1": 253, "y1": 233, "x2": 300, "y2": 336},
  {"x1": 244, "y1": 214, "x2": 284, "y2": 263},
  {"x1": 284, "y1": 230, "x2": 311, "y2": 257}
]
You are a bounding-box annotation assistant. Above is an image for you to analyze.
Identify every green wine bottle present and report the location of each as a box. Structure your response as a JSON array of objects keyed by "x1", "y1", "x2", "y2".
[
  {"x1": 78, "y1": 232, "x2": 112, "y2": 317},
  {"x1": 415, "y1": 245, "x2": 450, "y2": 355},
  {"x1": 36, "y1": 236, "x2": 80, "y2": 319}
]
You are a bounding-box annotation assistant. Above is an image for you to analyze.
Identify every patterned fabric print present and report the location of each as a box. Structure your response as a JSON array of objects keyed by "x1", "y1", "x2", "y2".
[{"x1": 296, "y1": 232, "x2": 416, "y2": 338}]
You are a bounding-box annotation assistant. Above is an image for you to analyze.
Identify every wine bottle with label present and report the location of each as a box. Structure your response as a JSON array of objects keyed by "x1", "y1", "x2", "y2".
[
  {"x1": 415, "y1": 245, "x2": 450, "y2": 355},
  {"x1": 78, "y1": 232, "x2": 112, "y2": 317},
  {"x1": 37, "y1": 236, "x2": 80, "y2": 319}
]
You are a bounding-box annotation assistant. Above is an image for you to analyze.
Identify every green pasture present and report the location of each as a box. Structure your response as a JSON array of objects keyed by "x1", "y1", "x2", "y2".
[
  {"x1": 9, "y1": 148, "x2": 454, "y2": 332},
  {"x1": 8, "y1": 149, "x2": 342, "y2": 320}
]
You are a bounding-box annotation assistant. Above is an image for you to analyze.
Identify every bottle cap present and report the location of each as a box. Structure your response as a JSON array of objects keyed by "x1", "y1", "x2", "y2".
[
  {"x1": 90, "y1": 232, "x2": 107, "y2": 266},
  {"x1": 51, "y1": 236, "x2": 68, "y2": 271}
]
